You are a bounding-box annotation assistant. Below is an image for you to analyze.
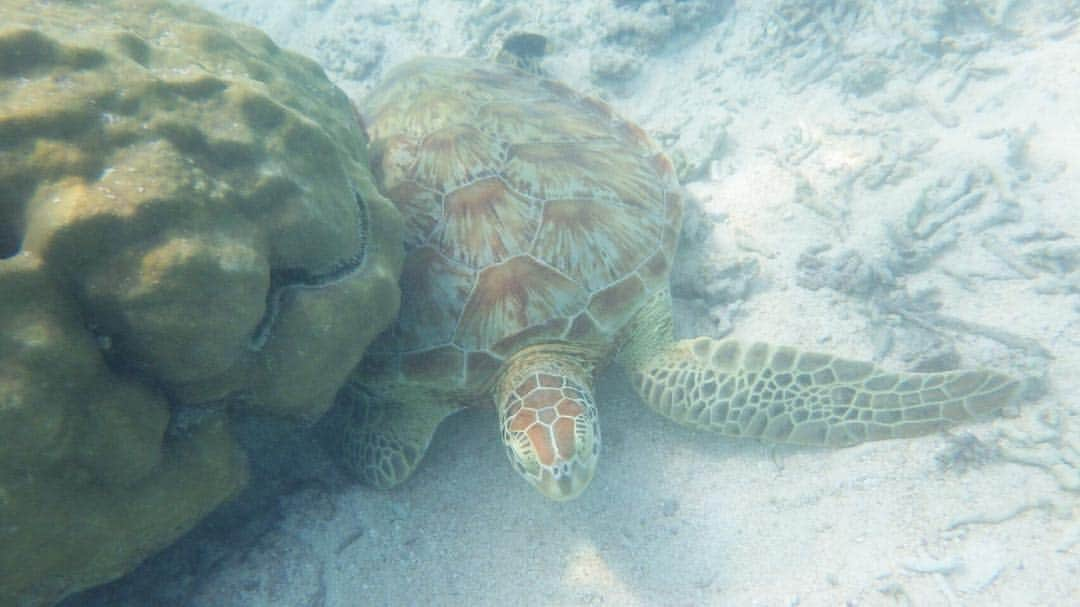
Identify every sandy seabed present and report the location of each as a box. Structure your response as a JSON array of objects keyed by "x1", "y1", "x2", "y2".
[{"x1": 69, "y1": 1, "x2": 1079, "y2": 606}]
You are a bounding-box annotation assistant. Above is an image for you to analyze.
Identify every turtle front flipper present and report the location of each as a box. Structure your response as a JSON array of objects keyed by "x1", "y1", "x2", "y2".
[
  {"x1": 617, "y1": 291, "x2": 1025, "y2": 447},
  {"x1": 495, "y1": 346, "x2": 601, "y2": 500},
  {"x1": 331, "y1": 382, "x2": 457, "y2": 489},
  {"x1": 629, "y1": 337, "x2": 1024, "y2": 447}
]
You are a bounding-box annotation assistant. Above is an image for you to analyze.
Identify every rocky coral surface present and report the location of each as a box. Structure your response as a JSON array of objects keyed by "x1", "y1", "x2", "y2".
[{"x1": 0, "y1": 1, "x2": 402, "y2": 604}]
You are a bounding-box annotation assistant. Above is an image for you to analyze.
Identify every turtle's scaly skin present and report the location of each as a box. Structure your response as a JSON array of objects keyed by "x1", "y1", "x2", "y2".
[{"x1": 336, "y1": 57, "x2": 1025, "y2": 500}]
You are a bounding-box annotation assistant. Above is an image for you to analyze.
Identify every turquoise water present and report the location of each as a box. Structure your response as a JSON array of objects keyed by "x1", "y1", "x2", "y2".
[{"x1": 40, "y1": 1, "x2": 1080, "y2": 605}]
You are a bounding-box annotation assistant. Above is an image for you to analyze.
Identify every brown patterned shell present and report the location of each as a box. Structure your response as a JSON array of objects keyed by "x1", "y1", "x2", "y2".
[{"x1": 360, "y1": 57, "x2": 682, "y2": 393}]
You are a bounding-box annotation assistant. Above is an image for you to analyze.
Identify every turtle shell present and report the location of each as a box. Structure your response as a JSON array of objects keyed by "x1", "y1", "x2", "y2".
[{"x1": 360, "y1": 57, "x2": 682, "y2": 391}]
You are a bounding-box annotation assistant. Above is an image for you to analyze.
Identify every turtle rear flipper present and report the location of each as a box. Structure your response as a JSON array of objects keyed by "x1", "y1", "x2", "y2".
[{"x1": 331, "y1": 383, "x2": 457, "y2": 489}]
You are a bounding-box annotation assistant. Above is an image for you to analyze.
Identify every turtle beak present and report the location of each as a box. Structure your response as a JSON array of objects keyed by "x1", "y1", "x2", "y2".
[{"x1": 531, "y1": 455, "x2": 597, "y2": 501}]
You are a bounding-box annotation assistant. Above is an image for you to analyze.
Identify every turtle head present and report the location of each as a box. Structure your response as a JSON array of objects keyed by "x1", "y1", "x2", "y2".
[{"x1": 498, "y1": 371, "x2": 600, "y2": 501}]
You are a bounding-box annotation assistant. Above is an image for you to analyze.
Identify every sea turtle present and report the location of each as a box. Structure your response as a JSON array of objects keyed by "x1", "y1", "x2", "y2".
[{"x1": 332, "y1": 54, "x2": 1023, "y2": 500}]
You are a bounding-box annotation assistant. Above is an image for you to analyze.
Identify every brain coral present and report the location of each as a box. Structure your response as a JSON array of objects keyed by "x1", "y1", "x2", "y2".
[{"x1": 0, "y1": 0, "x2": 403, "y2": 604}]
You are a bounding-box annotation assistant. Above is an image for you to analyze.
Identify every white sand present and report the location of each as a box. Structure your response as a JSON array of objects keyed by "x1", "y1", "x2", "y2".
[{"x1": 78, "y1": 2, "x2": 1080, "y2": 605}]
